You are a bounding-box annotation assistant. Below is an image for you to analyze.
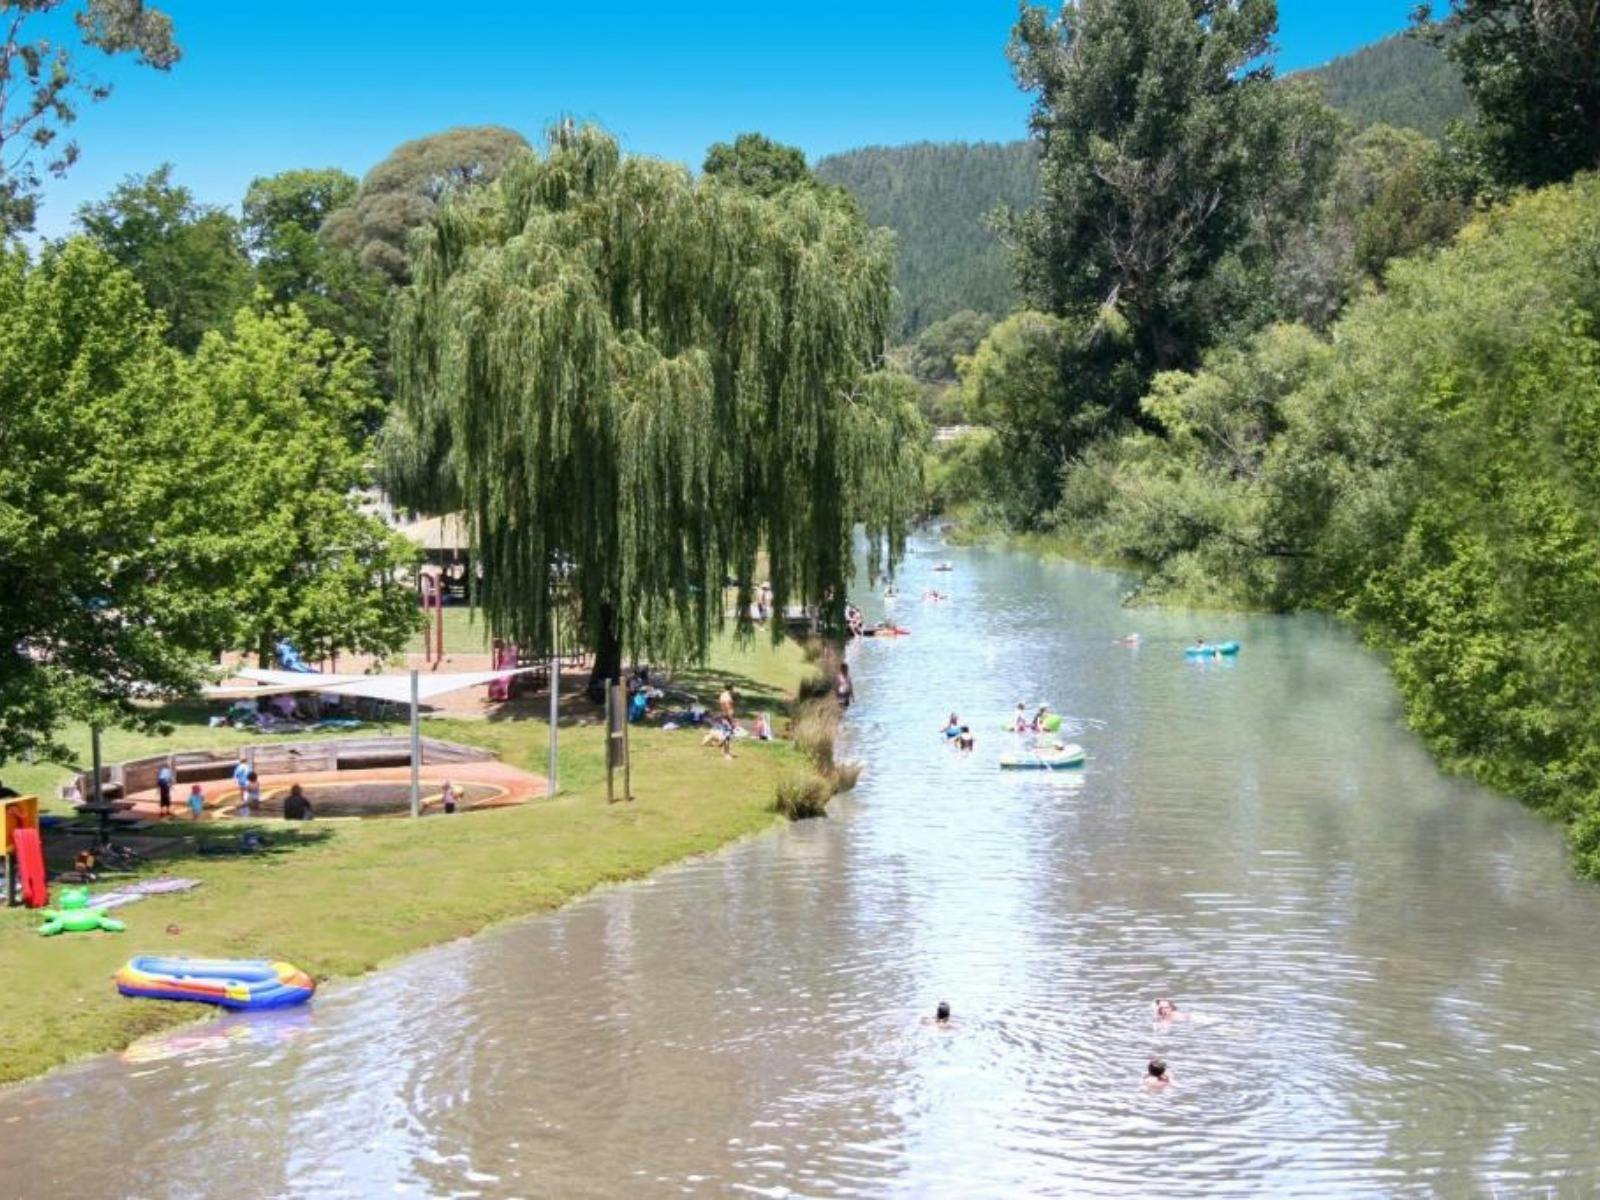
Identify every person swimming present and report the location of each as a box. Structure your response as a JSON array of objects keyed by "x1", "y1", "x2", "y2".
[
  {"x1": 1154, "y1": 998, "x2": 1191, "y2": 1025},
  {"x1": 942, "y1": 713, "x2": 962, "y2": 739},
  {"x1": 1115, "y1": 632, "x2": 1141, "y2": 646},
  {"x1": 1145, "y1": 1058, "x2": 1172, "y2": 1091},
  {"x1": 934, "y1": 1001, "x2": 952, "y2": 1027},
  {"x1": 955, "y1": 726, "x2": 974, "y2": 753}
]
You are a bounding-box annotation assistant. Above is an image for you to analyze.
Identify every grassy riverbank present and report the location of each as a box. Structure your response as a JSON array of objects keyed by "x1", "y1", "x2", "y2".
[{"x1": 0, "y1": 633, "x2": 826, "y2": 1086}]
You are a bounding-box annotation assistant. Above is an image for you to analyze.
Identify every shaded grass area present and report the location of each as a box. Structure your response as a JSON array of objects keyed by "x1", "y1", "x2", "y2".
[{"x1": 0, "y1": 633, "x2": 817, "y2": 1087}]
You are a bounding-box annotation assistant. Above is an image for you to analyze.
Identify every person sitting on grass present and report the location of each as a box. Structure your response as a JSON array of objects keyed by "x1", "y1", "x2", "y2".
[
  {"x1": 282, "y1": 783, "x2": 313, "y2": 821},
  {"x1": 701, "y1": 717, "x2": 737, "y2": 759}
]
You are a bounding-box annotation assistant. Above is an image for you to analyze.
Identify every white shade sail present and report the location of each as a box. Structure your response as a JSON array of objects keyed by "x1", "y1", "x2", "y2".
[{"x1": 204, "y1": 667, "x2": 533, "y2": 704}]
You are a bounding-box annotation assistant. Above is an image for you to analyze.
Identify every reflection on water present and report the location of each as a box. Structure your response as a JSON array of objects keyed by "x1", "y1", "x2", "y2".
[{"x1": 5, "y1": 544, "x2": 1600, "y2": 1197}]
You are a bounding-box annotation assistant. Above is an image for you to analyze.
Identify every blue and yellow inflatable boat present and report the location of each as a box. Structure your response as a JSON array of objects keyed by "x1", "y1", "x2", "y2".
[{"x1": 115, "y1": 956, "x2": 316, "y2": 1010}]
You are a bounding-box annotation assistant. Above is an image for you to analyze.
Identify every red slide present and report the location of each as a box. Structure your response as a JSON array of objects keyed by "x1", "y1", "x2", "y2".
[{"x1": 12, "y1": 828, "x2": 46, "y2": 909}]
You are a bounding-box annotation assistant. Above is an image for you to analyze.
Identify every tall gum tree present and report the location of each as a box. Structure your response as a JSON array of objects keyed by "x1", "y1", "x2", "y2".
[{"x1": 386, "y1": 124, "x2": 922, "y2": 695}]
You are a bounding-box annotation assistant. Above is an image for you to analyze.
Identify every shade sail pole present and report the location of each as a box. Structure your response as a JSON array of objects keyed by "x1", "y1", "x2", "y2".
[{"x1": 409, "y1": 668, "x2": 422, "y2": 818}]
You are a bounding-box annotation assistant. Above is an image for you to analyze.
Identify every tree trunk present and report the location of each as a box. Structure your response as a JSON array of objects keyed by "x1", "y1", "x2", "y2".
[
  {"x1": 257, "y1": 633, "x2": 274, "y2": 670},
  {"x1": 585, "y1": 604, "x2": 623, "y2": 704}
]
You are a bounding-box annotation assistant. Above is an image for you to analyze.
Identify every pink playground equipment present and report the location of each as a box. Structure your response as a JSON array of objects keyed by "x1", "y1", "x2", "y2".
[
  {"x1": 489, "y1": 639, "x2": 517, "y2": 701},
  {"x1": 418, "y1": 569, "x2": 446, "y2": 666}
]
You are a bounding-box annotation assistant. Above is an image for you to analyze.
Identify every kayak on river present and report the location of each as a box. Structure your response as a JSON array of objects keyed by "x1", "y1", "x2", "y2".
[{"x1": 1185, "y1": 640, "x2": 1240, "y2": 659}]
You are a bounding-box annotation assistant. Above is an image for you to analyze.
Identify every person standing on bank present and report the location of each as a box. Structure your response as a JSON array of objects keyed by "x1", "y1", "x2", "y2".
[{"x1": 156, "y1": 759, "x2": 175, "y2": 818}]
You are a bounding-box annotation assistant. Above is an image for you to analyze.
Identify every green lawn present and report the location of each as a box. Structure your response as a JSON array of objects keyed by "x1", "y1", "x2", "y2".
[
  {"x1": 0, "y1": 631, "x2": 820, "y2": 1086},
  {"x1": 405, "y1": 605, "x2": 494, "y2": 657}
]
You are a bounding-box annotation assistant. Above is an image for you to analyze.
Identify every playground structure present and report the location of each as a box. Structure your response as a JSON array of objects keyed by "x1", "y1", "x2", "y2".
[
  {"x1": 2, "y1": 795, "x2": 43, "y2": 907},
  {"x1": 75, "y1": 736, "x2": 543, "y2": 821},
  {"x1": 418, "y1": 569, "x2": 446, "y2": 666}
]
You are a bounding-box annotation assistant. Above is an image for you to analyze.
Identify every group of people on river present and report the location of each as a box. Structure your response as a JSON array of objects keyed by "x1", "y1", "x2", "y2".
[
  {"x1": 929, "y1": 997, "x2": 1190, "y2": 1091},
  {"x1": 939, "y1": 713, "x2": 975, "y2": 752}
]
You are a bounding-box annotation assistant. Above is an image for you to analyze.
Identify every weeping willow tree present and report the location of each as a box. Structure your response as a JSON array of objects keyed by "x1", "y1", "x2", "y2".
[{"x1": 386, "y1": 124, "x2": 923, "y2": 694}]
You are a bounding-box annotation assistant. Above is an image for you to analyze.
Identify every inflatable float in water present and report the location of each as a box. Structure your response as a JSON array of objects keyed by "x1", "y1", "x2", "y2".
[
  {"x1": 999, "y1": 744, "x2": 1086, "y2": 769},
  {"x1": 1184, "y1": 641, "x2": 1240, "y2": 659},
  {"x1": 999, "y1": 714, "x2": 1064, "y2": 733},
  {"x1": 115, "y1": 956, "x2": 316, "y2": 1010}
]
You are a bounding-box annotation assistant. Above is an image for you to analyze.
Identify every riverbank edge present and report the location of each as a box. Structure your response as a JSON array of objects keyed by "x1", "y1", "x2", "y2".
[
  {"x1": 943, "y1": 520, "x2": 1274, "y2": 615},
  {"x1": 0, "y1": 637, "x2": 843, "y2": 1089}
]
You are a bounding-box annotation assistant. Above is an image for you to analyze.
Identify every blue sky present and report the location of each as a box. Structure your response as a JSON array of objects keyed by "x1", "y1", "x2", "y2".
[{"x1": 32, "y1": 0, "x2": 1419, "y2": 238}]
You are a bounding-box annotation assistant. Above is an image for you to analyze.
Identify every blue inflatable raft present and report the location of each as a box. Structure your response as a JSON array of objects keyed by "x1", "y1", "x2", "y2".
[
  {"x1": 115, "y1": 956, "x2": 316, "y2": 1010},
  {"x1": 999, "y1": 744, "x2": 1086, "y2": 769},
  {"x1": 1184, "y1": 641, "x2": 1240, "y2": 659}
]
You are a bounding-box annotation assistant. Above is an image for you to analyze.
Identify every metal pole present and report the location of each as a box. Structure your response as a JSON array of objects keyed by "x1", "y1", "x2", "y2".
[
  {"x1": 90, "y1": 725, "x2": 104, "y2": 807},
  {"x1": 604, "y1": 682, "x2": 614, "y2": 805},
  {"x1": 546, "y1": 649, "x2": 559, "y2": 797},
  {"x1": 409, "y1": 668, "x2": 421, "y2": 818}
]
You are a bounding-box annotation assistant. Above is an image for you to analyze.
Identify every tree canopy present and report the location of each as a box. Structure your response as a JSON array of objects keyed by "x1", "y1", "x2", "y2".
[
  {"x1": 702, "y1": 132, "x2": 813, "y2": 196},
  {"x1": 321, "y1": 125, "x2": 530, "y2": 285},
  {"x1": 77, "y1": 164, "x2": 252, "y2": 352},
  {"x1": 189, "y1": 304, "x2": 419, "y2": 666},
  {"x1": 387, "y1": 124, "x2": 922, "y2": 691},
  {"x1": 1005, "y1": 0, "x2": 1315, "y2": 373},
  {"x1": 242, "y1": 168, "x2": 387, "y2": 359},
  {"x1": 0, "y1": 1, "x2": 179, "y2": 235},
  {"x1": 1418, "y1": 0, "x2": 1600, "y2": 188},
  {"x1": 0, "y1": 241, "x2": 232, "y2": 758}
]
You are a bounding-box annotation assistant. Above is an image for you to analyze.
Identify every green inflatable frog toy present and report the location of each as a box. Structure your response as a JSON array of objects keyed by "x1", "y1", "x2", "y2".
[{"x1": 38, "y1": 886, "x2": 126, "y2": 936}]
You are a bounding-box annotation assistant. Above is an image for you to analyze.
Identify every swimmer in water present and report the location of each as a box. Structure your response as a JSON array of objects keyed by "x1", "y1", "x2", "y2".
[
  {"x1": 1154, "y1": 998, "x2": 1190, "y2": 1024},
  {"x1": 1145, "y1": 1058, "x2": 1172, "y2": 1091},
  {"x1": 1116, "y1": 632, "x2": 1141, "y2": 646},
  {"x1": 935, "y1": 1001, "x2": 952, "y2": 1026},
  {"x1": 955, "y1": 726, "x2": 975, "y2": 753},
  {"x1": 941, "y1": 713, "x2": 962, "y2": 739}
]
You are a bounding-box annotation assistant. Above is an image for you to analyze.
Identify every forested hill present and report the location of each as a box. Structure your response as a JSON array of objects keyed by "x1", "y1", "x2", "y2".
[
  {"x1": 814, "y1": 140, "x2": 1038, "y2": 338},
  {"x1": 1294, "y1": 32, "x2": 1471, "y2": 139}
]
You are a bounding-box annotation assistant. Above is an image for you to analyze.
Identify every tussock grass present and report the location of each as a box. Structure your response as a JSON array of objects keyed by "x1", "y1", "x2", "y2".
[{"x1": 771, "y1": 773, "x2": 831, "y2": 820}]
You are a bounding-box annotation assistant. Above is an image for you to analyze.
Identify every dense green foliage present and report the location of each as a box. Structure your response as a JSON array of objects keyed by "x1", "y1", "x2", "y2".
[
  {"x1": 0, "y1": 242, "x2": 233, "y2": 759},
  {"x1": 1295, "y1": 32, "x2": 1470, "y2": 139},
  {"x1": 1059, "y1": 178, "x2": 1600, "y2": 875},
  {"x1": 387, "y1": 124, "x2": 922, "y2": 693},
  {"x1": 242, "y1": 168, "x2": 386, "y2": 352},
  {"x1": 321, "y1": 126, "x2": 530, "y2": 285},
  {"x1": 1005, "y1": 0, "x2": 1330, "y2": 373},
  {"x1": 0, "y1": 238, "x2": 418, "y2": 764},
  {"x1": 815, "y1": 141, "x2": 1038, "y2": 336},
  {"x1": 0, "y1": 1, "x2": 179, "y2": 235},
  {"x1": 76, "y1": 165, "x2": 253, "y2": 352},
  {"x1": 188, "y1": 305, "x2": 419, "y2": 666},
  {"x1": 703, "y1": 132, "x2": 814, "y2": 197},
  {"x1": 1420, "y1": 0, "x2": 1600, "y2": 189}
]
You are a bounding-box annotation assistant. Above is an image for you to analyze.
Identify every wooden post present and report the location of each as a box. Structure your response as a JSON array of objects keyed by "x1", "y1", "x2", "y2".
[
  {"x1": 606, "y1": 680, "x2": 630, "y2": 803},
  {"x1": 622, "y1": 688, "x2": 632, "y2": 802}
]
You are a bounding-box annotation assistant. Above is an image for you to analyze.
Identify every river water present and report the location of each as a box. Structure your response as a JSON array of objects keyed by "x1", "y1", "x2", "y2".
[{"x1": 6, "y1": 545, "x2": 1600, "y2": 1197}]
